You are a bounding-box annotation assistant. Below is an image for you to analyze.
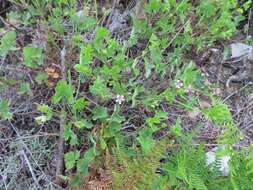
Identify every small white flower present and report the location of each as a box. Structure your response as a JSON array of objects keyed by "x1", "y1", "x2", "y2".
[
  {"x1": 175, "y1": 80, "x2": 183, "y2": 89},
  {"x1": 185, "y1": 88, "x2": 190, "y2": 93},
  {"x1": 115, "y1": 94, "x2": 125, "y2": 105}
]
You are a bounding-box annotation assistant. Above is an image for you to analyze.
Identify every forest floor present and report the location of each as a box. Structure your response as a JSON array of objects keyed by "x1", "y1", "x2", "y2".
[{"x1": 1, "y1": 1, "x2": 253, "y2": 190}]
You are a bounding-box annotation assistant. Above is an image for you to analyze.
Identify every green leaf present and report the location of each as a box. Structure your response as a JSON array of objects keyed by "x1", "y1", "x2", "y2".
[
  {"x1": 79, "y1": 44, "x2": 93, "y2": 65},
  {"x1": 64, "y1": 123, "x2": 78, "y2": 145},
  {"x1": 242, "y1": 0, "x2": 252, "y2": 10},
  {"x1": 171, "y1": 119, "x2": 183, "y2": 137},
  {"x1": 37, "y1": 104, "x2": 53, "y2": 116},
  {"x1": 18, "y1": 82, "x2": 33, "y2": 96},
  {"x1": 131, "y1": 85, "x2": 145, "y2": 107},
  {"x1": 71, "y1": 97, "x2": 87, "y2": 114},
  {"x1": 103, "y1": 108, "x2": 124, "y2": 137},
  {"x1": 155, "y1": 111, "x2": 168, "y2": 120},
  {"x1": 71, "y1": 13, "x2": 96, "y2": 31},
  {"x1": 110, "y1": 112, "x2": 125, "y2": 124},
  {"x1": 52, "y1": 80, "x2": 74, "y2": 104},
  {"x1": 104, "y1": 121, "x2": 122, "y2": 138},
  {"x1": 74, "y1": 119, "x2": 93, "y2": 129},
  {"x1": 162, "y1": 88, "x2": 176, "y2": 104},
  {"x1": 69, "y1": 173, "x2": 82, "y2": 188},
  {"x1": 144, "y1": 57, "x2": 154, "y2": 78},
  {"x1": 77, "y1": 147, "x2": 97, "y2": 175},
  {"x1": 74, "y1": 64, "x2": 92, "y2": 75},
  {"x1": 35, "y1": 104, "x2": 53, "y2": 124},
  {"x1": 92, "y1": 106, "x2": 108, "y2": 121},
  {"x1": 147, "y1": 117, "x2": 160, "y2": 125},
  {"x1": 106, "y1": 39, "x2": 121, "y2": 57},
  {"x1": 182, "y1": 62, "x2": 201, "y2": 87},
  {"x1": 137, "y1": 128, "x2": 155, "y2": 152},
  {"x1": 0, "y1": 31, "x2": 16, "y2": 56},
  {"x1": 23, "y1": 47, "x2": 43, "y2": 68},
  {"x1": 198, "y1": 1, "x2": 216, "y2": 18},
  {"x1": 35, "y1": 115, "x2": 50, "y2": 124},
  {"x1": 0, "y1": 100, "x2": 12, "y2": 120},
  {"x1": 95, "y1": 27, "x2": 109, "y2": 41},
  {"x1": 90, "y1": 77, "x2": 110, "y2": 99},
  {"x1": 35, "y1": 72, "x2": 48, "y2": 84},
  {"x1": 149, "y1": 34, "x2": 162, "y2": 74},
  {"x1": 64, "y1": 151, "x2": 80, "y2": 170},
  {"x1": 202, "y1": 101, "x2": 232, "y2": 125},
  {"x1": 100, "y1": 137, "x2": 107, "y2": 150},
  {"x1": 146, "y1": 111, "x2": 167, "y2": 126},
  {"x1": 145, "y1": 0, "x2": 161, "y2": 13}
]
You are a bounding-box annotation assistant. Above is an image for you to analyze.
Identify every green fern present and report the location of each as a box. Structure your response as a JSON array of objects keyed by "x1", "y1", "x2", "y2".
[
  {"x1": 162, "y1": 138, "x2": 253, "y2": 190},
  {"x1": 108, "y1": 139, "x2": 168, "y2": 190},
  {"x1": 229, "y1": 147, "x2": 253, "y2": 190},
  {"x1": 188, "y1": 173, "x2": 207, "y2": 190}
]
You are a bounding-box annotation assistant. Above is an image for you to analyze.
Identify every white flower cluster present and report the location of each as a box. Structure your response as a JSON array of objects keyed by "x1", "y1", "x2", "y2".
[
  {"x1": 175, "y1": 80, "x2": 196, "y2": 94},
  {"x1": 115, "y1": 94, "x2": 125, "y2": 105},
  {"x1": 175, "y1": 80, "x2": 183, "y2": 89}
]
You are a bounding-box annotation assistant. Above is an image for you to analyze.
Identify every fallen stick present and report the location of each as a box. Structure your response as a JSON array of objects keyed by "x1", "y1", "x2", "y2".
[
  {"x1": 55, "y1": 46, "x2": 67, "y2": 186},
  {"x1": 55, "y1": 109, "x2": 66, "y2": 185}
]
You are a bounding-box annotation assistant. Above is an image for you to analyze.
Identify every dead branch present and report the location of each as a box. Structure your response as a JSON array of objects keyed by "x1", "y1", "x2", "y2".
[
  {"x1": 0, "y1": 15, "x2": 21, "y2": 32},
  {"x1": 55, "y1": 45, "x2": 67, "y2": 186},
  {"x1": 106, "y1": 0, "x2": 119, "y2": 28}
]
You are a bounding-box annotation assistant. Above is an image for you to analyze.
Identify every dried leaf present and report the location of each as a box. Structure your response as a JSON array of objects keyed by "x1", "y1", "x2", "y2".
[
  {"x1": 45, "y1": 66, "x2": 60, "y2": 79},
  {"x1": 52, "y1": 72, "x2": 60, "y2": 79},
  {"x1": 45, "y1": 67, "x2": 56, "y2": 74},
  {"x1": 47, "y1": 81, "x2": 55, "y2": 87}
]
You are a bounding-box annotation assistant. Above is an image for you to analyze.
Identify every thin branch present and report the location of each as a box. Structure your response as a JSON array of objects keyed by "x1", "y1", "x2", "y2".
[
  {"x1": 247, "y1": 6, "x2": 252, "y2": 37},
  {"x1": 55, "y1": 109, "x2": 66, "y2": 185},
  {"x1": 55, "y1": 45, "x2": 67, "y2": 186},
  {"x1": 106, "y1": 0, "x2": 118, "y2": 28},
  {"x1": 60, "y1": 46, "x2": 67, "y2": 81},
  {"x1": 223, "y1": 82, "x2": 252, "y2": 102},
  {"x1": 0, "y1": 174, "x2": 7, "y2": 190},
  {"x1": 0, "y1": 132, "x2": 59, "y2": 141},
  {"x1": 20, "y1": 149, "x2": 42, "y2": 189},
  {"x1": 0, "y1": 15, "x2": 21, "y2": 32},
  {"x1": 0, "y1": 65, "x2": 32, "y2": 73}
]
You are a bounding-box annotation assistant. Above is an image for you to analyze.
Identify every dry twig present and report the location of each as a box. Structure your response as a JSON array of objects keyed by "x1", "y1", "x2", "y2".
[
  {"x1": 0, "y1": 15, "x2": 21, "y2": 32},
  {"x1": 55, "y1": 46, "x2": 67, "y2": 186},
  {"x1": 20, "y1": 149, "x2": 41, "y2": 189}
]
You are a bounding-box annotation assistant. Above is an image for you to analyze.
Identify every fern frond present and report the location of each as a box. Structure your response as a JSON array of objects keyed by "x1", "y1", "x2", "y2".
[{"x1": 188, "y1": 173, "x2": 207, "y2": 190}]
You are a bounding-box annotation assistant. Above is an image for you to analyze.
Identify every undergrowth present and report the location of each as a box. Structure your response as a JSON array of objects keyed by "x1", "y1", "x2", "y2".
[
  {"x1": 1, "y1": 0, "x2": 253, "y2": 189},
  {"x1": 108, "y1": 139, "x2": 169, "y2": 190}
]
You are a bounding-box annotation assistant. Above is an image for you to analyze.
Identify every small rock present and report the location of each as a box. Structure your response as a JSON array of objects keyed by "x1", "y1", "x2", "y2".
[
  {"x1": 231, "y1": 43, "x2": 253, "y2": 59},
  {"x1": 206, "y1": 148, "x2": 231, "y2": 176}
]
